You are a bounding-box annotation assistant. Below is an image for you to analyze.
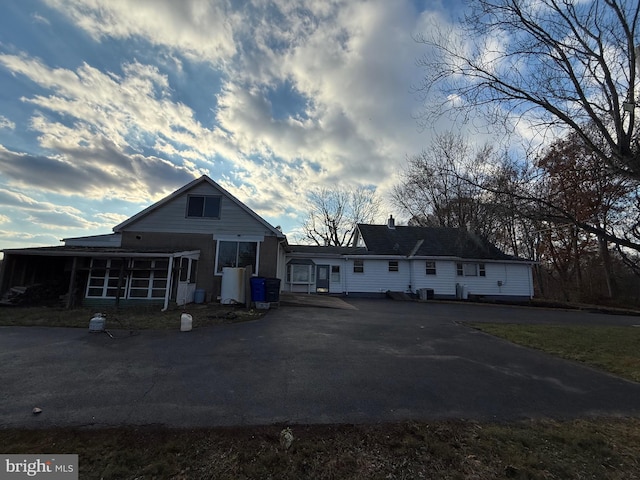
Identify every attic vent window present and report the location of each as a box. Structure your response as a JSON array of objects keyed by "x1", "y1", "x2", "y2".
[{"x1": 187, "y1": 195, "x2": 221, "y2": 218}]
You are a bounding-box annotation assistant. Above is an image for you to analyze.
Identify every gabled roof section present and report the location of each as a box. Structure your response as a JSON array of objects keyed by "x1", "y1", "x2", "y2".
[
  {"x1": 113, "y1": 175, "x2": 285, "y2": 238},
  {"x1": 356, "y1": 224, "x2": 520, "y2": 261}
]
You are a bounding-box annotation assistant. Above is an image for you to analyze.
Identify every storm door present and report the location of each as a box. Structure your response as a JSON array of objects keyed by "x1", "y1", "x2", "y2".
[{"x1": 316, "y1": 264, "x2": 330, "y2": 293}]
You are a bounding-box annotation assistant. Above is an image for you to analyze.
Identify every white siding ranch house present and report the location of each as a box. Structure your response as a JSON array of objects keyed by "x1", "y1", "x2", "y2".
[
  {"x1": 0, "y1": 176, "x2": 534, "y2": 307},
  {"x1": 285, "y1": 216, "x2": 534, "y2": 301}
]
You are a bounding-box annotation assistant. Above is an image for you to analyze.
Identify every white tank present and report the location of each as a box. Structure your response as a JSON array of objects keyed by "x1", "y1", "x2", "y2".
[{"x1": 220, "y1": 267, "x2": 246, "y2": 304}]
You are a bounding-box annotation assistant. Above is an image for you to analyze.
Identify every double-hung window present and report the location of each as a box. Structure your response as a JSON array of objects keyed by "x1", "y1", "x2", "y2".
[{"x1": 425, "y1": 261, "x2": 437, "y2": 275}]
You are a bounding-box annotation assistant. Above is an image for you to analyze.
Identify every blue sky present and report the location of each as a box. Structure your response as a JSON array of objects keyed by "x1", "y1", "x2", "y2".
[{"x1": 0, "y1": 0, "x2": 468, "y2": 253}]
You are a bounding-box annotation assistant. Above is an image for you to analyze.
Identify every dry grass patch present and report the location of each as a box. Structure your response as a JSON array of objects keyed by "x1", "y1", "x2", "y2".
[
  {"x1": 2, "y1": 419, "x2": 640, "y2": 479},
  {"x1": 0, "y1": 303, "x2": 265, "y2": 330}
]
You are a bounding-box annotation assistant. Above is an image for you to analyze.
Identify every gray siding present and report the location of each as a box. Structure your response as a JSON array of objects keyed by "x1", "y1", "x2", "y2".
[{"x1": 120, "y1": 182, "x2": 277, "y2": 237}]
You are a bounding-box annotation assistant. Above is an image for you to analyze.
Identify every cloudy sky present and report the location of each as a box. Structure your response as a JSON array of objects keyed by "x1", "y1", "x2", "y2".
[{"x1": 0, "y1": 0, "x2": 468, "y2": 252}]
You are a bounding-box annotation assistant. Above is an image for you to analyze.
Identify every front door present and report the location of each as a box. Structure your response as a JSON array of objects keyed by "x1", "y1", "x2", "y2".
[
  {"x1": 316, "y1": 264, "x2": 329, "y2": 293},
  {"x1": 176, "y1": 256, "x2": 198, "y2": 305}
]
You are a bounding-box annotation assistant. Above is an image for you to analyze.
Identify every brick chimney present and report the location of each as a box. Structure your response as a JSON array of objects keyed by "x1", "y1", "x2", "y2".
[{"x1": 387, "y1": 215, "x2": 395, "y2": 229}]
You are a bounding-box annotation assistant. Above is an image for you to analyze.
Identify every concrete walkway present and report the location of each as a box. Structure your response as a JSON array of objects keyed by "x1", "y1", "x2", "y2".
[{"x1": 1, "y1": 299, "x2": 639, "y2": 429}]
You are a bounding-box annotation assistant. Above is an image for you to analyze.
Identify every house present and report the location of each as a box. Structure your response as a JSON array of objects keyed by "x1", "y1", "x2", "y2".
[
  {"x1": 284, "y1": 216, "x2": 534, "y2": 300},
  {"x1": 0, "y1": 175, "x2": 286, "y2": 308},
  {"x1": 0, "y1": 176, "x2": 534, "y2": 308}
]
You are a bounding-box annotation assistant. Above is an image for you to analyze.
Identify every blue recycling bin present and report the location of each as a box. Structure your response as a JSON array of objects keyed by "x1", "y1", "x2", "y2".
[{"x1": 250, "y1": 277, "x2": 266, "y2": 302}]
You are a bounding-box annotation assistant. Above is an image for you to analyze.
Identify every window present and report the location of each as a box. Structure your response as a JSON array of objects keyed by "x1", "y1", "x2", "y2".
[
  {"x1": 216, "y1": 241, "x2": 258, "y2": 273},
  {"x1": 388, "y1": 260, "x2": 399, "y2": 272},
  {"x1": 86, "y1": 257, "x2": 169, "y2": 299},
  {"x1": 87, "y1": 258, "x2": 126, "y2": 298},
  {"x1": 331, "y1": 265, "x2": 340, "y2": 283},
  {"x1": 353, "y1": 259, "x2": 364, "y2": 273},
  {"x1": 456, "y1": 263, "x2": 486, "y2": 277},
  {"x1": 128, "y1": 258, "x2": 169, "y2": 299},
  {"x1": 288, "y1": 264, "x2": 312, "y2": 284},
  {"x1": 426, "y1": 261, "x2": 436, "y2": 275},
  {"x1": 186, "y1": 195, "x2": 221, "y2": 218}
]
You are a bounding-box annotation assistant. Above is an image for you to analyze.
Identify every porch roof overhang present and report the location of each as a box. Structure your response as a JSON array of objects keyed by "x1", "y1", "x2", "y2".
[
  {"x1": 2, "y1": 246, "x2": 200, "y2": 259},
  {"x1": 286, "y1": 258, "x2": 316, "y2": 265}
]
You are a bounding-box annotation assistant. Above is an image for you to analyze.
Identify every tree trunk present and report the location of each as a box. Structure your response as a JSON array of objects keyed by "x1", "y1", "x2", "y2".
[{"x1": 598, "y1": 234, "x2": 617, "y2": 299}]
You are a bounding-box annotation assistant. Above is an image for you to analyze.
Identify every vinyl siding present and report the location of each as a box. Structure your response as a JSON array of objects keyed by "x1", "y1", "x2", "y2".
[
  {"x1": 454, "y1": 262, "x2": 532, "y2": 298},
  {"x1": 411, "y1": 261, "x2": 457, "y2": 297},
  {"x1": 119, "y1": 182, "x2": 277, "y2": 236},
  {"x1": 342, "y1": 258, "x2": 532, "y2": 298},
  {"x1": 345, "y1": 259, "x2": 412, "y2": 294}
]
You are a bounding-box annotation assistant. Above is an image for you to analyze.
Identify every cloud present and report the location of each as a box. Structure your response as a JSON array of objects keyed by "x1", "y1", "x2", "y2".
[
  {"x1": 44, "y1": 0, "x2": 237, "y2": 63},
  {"x1": 31, "y1": 12, "x2": 51, "y2": 26},
  {"x1": 0, "y1": 115, "x2": 15, "y2": 130},
  {"x1": 1, "y1": 0, "x2": 455, "y2": 245}
]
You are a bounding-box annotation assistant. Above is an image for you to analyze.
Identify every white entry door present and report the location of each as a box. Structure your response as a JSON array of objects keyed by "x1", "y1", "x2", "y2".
[{"x1": 176, "y1": 256, "x2": 198, "y2": 306}]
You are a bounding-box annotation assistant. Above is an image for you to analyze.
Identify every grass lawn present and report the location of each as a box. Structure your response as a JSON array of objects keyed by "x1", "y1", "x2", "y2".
[
  {"x1": 0, "y1": 303, "x2": 265, "y2": 329},
  {"x1": 469, "y1": 323, "x2": 640, "y2": 383},
  {"x1": 2, "y1": 419, "x2": 640, "y2": 479}
]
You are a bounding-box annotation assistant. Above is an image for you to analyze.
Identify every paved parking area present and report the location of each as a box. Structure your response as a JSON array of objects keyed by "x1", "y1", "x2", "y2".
[{"x1": 1, "y1": 299, "x2": 639, "y2": 428}]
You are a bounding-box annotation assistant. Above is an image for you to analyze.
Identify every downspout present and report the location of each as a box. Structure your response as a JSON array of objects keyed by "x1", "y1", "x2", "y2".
[
  {"x1": 344, "y1": 257, "x2": 349, "y2": 295},
  {"x1": 162, "y1": 255, "x2": 174, "y2": 311}
]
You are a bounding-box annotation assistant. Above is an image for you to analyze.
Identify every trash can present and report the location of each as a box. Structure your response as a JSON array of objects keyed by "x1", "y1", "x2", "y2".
[
  {"x1": 194, "y1": 289, "x2": 206, "y2": 304},
  {"x1": 250, "y1": 277, "x2": 266, "y2": 302},
  {"x1": 264, "y1": 278, "x2": 281, "y2": 302}
]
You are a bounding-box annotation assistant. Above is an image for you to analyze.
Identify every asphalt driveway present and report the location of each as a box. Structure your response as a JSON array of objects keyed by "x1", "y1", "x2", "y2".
[{"x1": 1, "y1": 299, "x2": 639, "y2": 428}]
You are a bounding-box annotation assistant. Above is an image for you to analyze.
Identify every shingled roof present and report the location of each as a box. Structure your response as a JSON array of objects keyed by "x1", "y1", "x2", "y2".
[{"x1": 356, "y1": 224, "x2": 517, "y2": 260}]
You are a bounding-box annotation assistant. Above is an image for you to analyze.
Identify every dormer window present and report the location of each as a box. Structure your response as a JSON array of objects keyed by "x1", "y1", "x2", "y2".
[{"x1": 187, "y1": 195, "x2": 221, "y2": 218}]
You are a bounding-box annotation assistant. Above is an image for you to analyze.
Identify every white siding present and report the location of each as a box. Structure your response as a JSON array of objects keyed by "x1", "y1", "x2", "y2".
[
  {"x1": 342, "y1": 258, "x2": 532, "y2": 298},
  {"x1": 345, "y1": 259, "x2": 412, "y2": 294},
  {"x1": 411, "y1": 261, "x2": 457, "y2": 297},
  {"x1": 120, "y1": 183, "x2": 276, "y2": 236},
  {"x1": 454, "y1": 262, "x2": 532, "y2": 298}
]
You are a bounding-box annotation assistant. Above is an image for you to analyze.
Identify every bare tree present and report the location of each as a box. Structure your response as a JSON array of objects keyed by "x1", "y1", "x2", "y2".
[
  {"x1": 300, "y1": 186, "x2": 380, "y2": 246},
  {"x1": 392, "y1": 132, "x2": 516, "y2": 248},
  {"x1": 415, "y1": 0, "x2": 640, "y2": 179}
]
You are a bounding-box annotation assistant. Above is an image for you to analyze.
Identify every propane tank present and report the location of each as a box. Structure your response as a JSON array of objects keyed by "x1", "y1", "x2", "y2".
[{"x1": 89, "y1": 313, "x2": 105, "y2": 332}]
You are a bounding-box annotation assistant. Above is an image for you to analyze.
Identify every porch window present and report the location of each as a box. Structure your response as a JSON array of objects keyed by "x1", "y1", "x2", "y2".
[
  {"x1": 426, "y1": 261, "x2": 436, "y2": 275},
  {"x1": 216, "y1": 241, "x2": 258, "y2": 274},
  {"x1": 456, "y1": 263, "x2": 486, "y2": 277},
  {"x1": 128, "y1": 258, "x2": 169, "y2": 298},
  {"x1": 86, "y1": 258, "x2": 126, "y2": 298},
  {"x1": 186, "y1": 195, "x2": 221, "y2": 218},
  {"x1": 353, "y1": 259, "x2": 364, "y2": 273}
]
